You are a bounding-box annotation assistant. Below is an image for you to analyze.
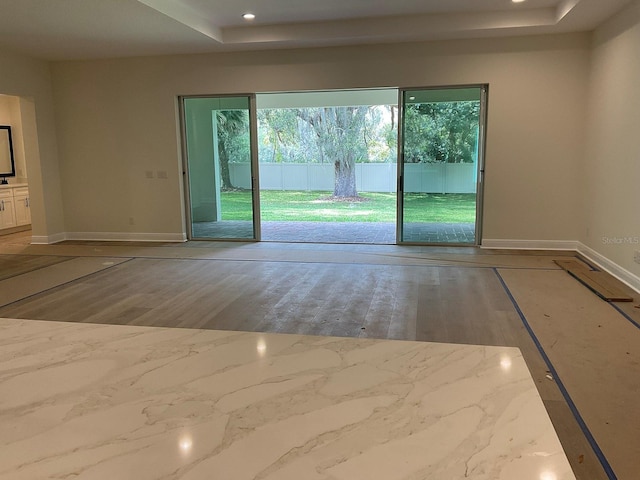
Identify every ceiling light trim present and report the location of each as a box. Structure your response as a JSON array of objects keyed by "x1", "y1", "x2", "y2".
[
  {"x1": 221, "y1": 8, "x2": 558, "y2": 46},
  {"x1": 137, "y1": 0, "x2": 222, "y2": 42},
  {"x1": 556, "y1": 0, "x2": 582, "y2": 21}
]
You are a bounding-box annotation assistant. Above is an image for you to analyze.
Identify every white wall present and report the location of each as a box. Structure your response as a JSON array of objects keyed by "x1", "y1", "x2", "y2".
[
  {"x1": 0, "y1": 48, "x2": 64, "y2": 240},
  {"x1": 50, "y1": 33, "x2": 589, "y2": 242},
  {"x1": 583, "y1": 0, "x2": 640, "y2": 280}
]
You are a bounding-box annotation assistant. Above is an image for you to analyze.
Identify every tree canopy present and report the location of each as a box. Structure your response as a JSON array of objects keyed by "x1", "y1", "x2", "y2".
[
  {"x1": 403, "y1": 102, "x2": 480, "y2": 164},
  {"x1": 215, "y1": 109, "x2": 249, "y2": 190}
]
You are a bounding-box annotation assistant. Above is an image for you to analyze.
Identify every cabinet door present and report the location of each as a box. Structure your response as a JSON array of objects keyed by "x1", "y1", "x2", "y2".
[
  {"x1": 0, "y1": 196, "x2": 17, "y2": 229},
  {"x1": 14, "y1": 195, "x2": 31, "y2": 226}
]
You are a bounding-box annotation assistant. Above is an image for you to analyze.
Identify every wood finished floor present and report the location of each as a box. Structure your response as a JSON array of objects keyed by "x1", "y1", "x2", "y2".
[{"x1": 0, "y1": 230, "x2": 638, "y2": 480}]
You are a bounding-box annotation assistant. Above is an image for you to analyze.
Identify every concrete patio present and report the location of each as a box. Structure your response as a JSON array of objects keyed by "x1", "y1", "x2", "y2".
[{"x1": 192, "y1": 220, "x2": 476, "y2": 244}]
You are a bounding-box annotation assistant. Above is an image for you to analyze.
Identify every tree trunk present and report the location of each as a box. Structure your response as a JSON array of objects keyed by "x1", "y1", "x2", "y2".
[
  {"x1": 218, "y1": 144, "x2": 233, "y2": 190},
  {"x1": 334, "y1": 159, "x2": 357, "y2": 197},
  {"x1": 297, "y1": 106, "x2": 367, "y2": 198}
]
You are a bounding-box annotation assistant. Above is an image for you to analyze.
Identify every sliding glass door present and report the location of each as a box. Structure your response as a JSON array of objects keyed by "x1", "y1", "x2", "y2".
[
  {"x1": 182, "y1": 95, "x2": 260, "y2": 240},
  {"x1": 180, "y1": 88, "x2": 486, "y2": 245},
  {"x1": 397, "y1": 86, "x2": 486, "y2": 244}
]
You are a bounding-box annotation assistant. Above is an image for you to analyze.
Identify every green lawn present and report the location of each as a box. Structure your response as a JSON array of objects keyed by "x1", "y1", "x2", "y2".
[{"x1": 221, "y1": 190, "x2": 476, "y2": 223}]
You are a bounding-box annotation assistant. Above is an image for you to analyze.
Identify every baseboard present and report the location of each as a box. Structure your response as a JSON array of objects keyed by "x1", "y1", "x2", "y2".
[
  {"x1": 481, "y1": 238, "x2": 640, "y2": 294},
  {"x1": 31, "y1": 232, "x2": 68, "y2": 244},
  {"x1": 64, "y1": 232, "x2": 187, "y2": 243},
  {"x1": 577, "y1": 242, "x2": 640, "y2": 294},
  {"x1": 481, "y1": 239, "x2": 579, "y2": 250}
]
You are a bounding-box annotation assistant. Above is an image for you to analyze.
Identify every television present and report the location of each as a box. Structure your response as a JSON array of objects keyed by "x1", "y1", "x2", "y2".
[{"x1": 0, "y1": 126, "x2": 15, "y2": 183}]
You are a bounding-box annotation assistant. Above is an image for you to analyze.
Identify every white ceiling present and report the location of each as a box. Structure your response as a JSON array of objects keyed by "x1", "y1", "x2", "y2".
[{"x1": 0, "y1": 0, "x2": 633, "y2": 61}]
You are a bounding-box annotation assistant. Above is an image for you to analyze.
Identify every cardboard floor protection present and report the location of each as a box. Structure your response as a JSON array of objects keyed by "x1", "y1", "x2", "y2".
[{"x1": 499, "y1": 268, "x2": 640, "y2": 480}]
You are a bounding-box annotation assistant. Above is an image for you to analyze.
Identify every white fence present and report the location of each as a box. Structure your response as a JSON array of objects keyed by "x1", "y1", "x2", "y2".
[{"x1": 229, "y1": 163, "x2": 477, "y2": 193}]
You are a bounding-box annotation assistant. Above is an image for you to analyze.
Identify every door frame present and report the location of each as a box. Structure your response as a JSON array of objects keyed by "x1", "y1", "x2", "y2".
[
  {"x1": 396, "y1": 84, "x2": 488, "y2": 246},
  {"x1": 179, "y1": 93, "x2": 261, "y2": 241}
]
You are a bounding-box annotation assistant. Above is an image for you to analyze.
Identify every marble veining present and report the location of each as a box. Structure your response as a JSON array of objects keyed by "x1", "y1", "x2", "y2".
[{"x1": 0, "y1": 318, "x2": 575, "y2": 479}]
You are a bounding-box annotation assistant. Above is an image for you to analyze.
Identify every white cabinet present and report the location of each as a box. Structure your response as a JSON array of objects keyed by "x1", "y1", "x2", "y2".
[
  {"x1": 0, "y1": 190, "x2": 17, "y2": 229},
  {"x1": 0, "y1": 185, "x2": 30, "y2": 231},
  {"x1": 13, "y1": 187, "x2": 31, "y2": 226}
]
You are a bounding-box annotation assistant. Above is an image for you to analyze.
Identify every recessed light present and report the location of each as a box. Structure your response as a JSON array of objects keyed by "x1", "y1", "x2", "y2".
[
  {"x1": 512, "y1": 0, "x2": 526, "y2": 3},
  {"x1": 242, "y1": 13, "x2": 256, "y2": 20}
]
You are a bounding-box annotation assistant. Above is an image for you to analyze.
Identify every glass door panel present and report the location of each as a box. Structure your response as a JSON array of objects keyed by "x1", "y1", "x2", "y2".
[
  {"x1": 398, "y1": 86, "x2": 485, "y2": 244},
  {"x1": 182, "y1": 95, "x2": 259, "y2": 240}
]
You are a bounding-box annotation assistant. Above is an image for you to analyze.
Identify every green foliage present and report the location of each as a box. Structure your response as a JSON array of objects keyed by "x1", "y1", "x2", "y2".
[
  {"x1": 258, "y1": 105, "x2": 399, "y2": 197},
  {"x1": 216, "y1": 110, "x2": 249, "y2": 189},
  {"x1": 365, "y1": 106, "x2": 398, "y2": 163},
  {"x1": 299, "y1": 106, "x2": 369, "y2": 164},
  {"x1": 404, "y1": 101, "x2": 480, "y2": 164},
  {"x1": 298, "y1": 107, "x2": 368, "y2": 196},
  {"x1": 241, "y1": 100, "x2": 480, "y2": 195},
  {"x1": 256, "y1": 101, "x2": 479, "y2": 166},
  {"x1": 258, "y1": 106, "x2": 394, "y2": 164},
  {"x1": 216, "y1": 110, "x2": 249, "y2": 159},
  {"x1": 258, "y1": 109, "x2": 303, "y2": 163}
]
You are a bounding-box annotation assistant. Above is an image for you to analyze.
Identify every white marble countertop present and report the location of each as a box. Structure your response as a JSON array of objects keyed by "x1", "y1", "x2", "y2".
[{"x1": 0, "y1": 318, "x2": 575, "y2": 480}]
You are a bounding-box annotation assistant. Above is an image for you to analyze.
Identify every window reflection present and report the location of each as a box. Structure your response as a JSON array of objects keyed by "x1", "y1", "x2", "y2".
[
  {"x1": 540, "y1": 471, "x2": 557, "y2": 480},
  {"x1": 500, "y1": 355, "x2": 512, "y2": 372},
  {"x1": 257, "y1": 338, "x2": 267, "y2": 357},
  {"x1": 179, "y1": 435, "x2": 193, "y2": 456}
]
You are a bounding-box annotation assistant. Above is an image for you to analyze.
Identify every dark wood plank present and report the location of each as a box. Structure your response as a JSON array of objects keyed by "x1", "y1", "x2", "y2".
[
  {"x1": 555, "y1": 259, "x2": 633, "y2": 302},
  {"x1": 581, "y1": 270, "x2": 634, "y2": 302}
]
